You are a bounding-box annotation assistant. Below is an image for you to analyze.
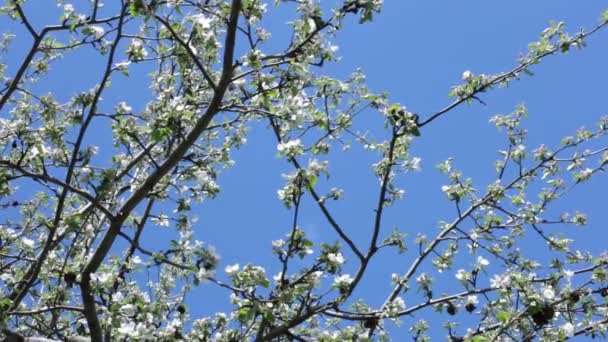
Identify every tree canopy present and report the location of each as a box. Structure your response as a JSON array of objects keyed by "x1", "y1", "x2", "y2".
[{"x1": 1, "y1": 1, "x2": 608, "y2": 341}]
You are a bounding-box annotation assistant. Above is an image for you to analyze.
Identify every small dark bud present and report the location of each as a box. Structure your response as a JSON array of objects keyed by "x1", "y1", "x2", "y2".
[
  {"x1": 446, "y1": 302, "x2": 457, "y2": 316},
  {"x1": 465, "y1": 303, "x2": 476, "y2": 313},
  {"x1": 530, "y1": 304, "x2": 555, "y2": 327},
  {"x1": 64, "y1": 272, "x2": 77, "y2": 288},
  {"x1": 531, "y1": 310, "x2": 547, "y2": 326},
  {"x1": 362, "y1": 318, "x2": 379, "y2": 329},
  {"x1": 569, "y1": 291, "x2": 581, "y2": 303}
]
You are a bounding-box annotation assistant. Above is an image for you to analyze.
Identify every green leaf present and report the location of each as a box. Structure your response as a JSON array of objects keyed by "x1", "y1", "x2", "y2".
[
  {"x1": 497, "y1": 310, "x2": 510, "y2": 323},
  {"x1": 129, "y1": 3, "x2": 141, "y2": 17},
  {"x1": 308, "y1": 174, "x2": 318, "y2": 187}
]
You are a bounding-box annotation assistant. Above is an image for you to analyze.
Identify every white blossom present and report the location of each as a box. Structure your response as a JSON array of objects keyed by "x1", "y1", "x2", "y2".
[
  {"x1": 117, "y1": 101, "x2": 132, "y2": 114},
  {"x1": 0, "y1": 273, "x2": 14, "y2": 282},
  {"x1": 22, "y1": 238, "x2": 35, "y2": 248},
  {"x1": 391, "y1": 273, "x2": 401, "y2": 284},
  {"x1": 466, "y1": 295, "x2": 479, "y2": 305},
  {"x1": 455, "y1": 269, "x2": 468, "y2": 281},
  {"x1": 225, "y1": 263, "x2": 240, "y2": 276},
  {"x1": 89, "y1": 26, "x2": 105, "y2": 39},
  {"x1": 333, "y1": 274, "x2": 353, "y2": 288},
  {"x1": 563, "y1": 269, "x2": 575, "y2": 282},
  {"x1": 192, "y1": 14, "x2": 212, "y2": 29},
  {"x1": 384, "y1": 296, "x2": 405, "y2": 317},
  {"x1": 327, "y1": 252, "x2": 345, "y2": 266},
  {"x1": 120, "y1": 303, "x2": 136, "y2": 317},
  {"x1": 476, "y1": 256, "x2": 490, "y2": 267},
  {"x1": 91, "y1": 272, "x2": 112, "y2": 285},
  {"x1": 63, "y1": 4, "x2": 75, "y2": 15},
  {"x1": 277, "y1": 139, "x2": 303, "y2": 156},
  {"x1": 562, "y1": 322, "x2": 575, "y2": 337},
  {"x1": 112, "y1": 292, "x2": 125, "y2": 303},
  {"x1": 490, "y1": 274, "x2": 511, "y2": 289},
  {"x1": 273, "y1": 272, "x2": 283, "y2": 282},
  {"x1": 542, "y1": 286, "x2": 555, "y2": 300},
  {"x1": 152, "y1": 214, "x2": 170, "y2": 227},
  {"x1": 197, "y1": 267, "x2": 214, "y2": 281}
]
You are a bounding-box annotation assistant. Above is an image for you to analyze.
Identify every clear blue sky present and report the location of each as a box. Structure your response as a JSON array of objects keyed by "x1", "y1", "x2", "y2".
[{"x1": 2, "y1": 1, "x2": 608, "y2": 340}]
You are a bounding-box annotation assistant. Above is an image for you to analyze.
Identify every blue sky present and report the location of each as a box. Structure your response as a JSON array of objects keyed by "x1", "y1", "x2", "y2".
[
  {"x1": 2, "y1": 1, "x2": 608, "y2": 340},
  {"x1": 202, "y1": 1, "x2": 608, "y2": 339},
  {"x1": 199, "y1": 1, "x2": 608, "y2": 339}
]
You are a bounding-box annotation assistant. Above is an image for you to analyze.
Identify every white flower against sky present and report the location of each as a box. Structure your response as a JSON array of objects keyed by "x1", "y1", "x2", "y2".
[
  {"x1": 120, "y1": 303, "x2": 136, "y2": 317},
  {"x1": 563, "y1": 269, "x2": 575, "y2": 282},
  {"x1": 327, "y1": 252, "x2": 345, "y2": 266},
  {"x1": 455, "y1": 269, "x2": 468, "y2": 281},
  {"x1": 193, "y1": 169, "x2": 212, "y2": 184},
  {"x1": 542, "y1": 286, "x2": 555, "y2": 300},
  {"x1": 0, "y1": 273, "x2": 13, "y2": 282},
  {"x1": 63, "y1": 4, "x2": 75, "y2": 15},
  {"x1": 490, "y1": 274, "x2": 511, "y2": 289},
  {"x1": 256, "y1": 27, "x2": 271, "y2": 40},
  {"x1": 309, "y1": 271, "x2": 324, "y2": 287},
  {"x1": 89, "y1": 26, "x2": 105, "y2": 39},
  {"x1": 394, "y1": 296, "x2": 405, "y2": 310},
  {"x1": 462, "y1": 70, "x2": 473, "y2": 82},
  {"x1": 562, "y1": 322, "x2": 575, "y2": 337},
  {"x1": 117, "y1": 321, "x2": 149, "y2": 339},
  {"x1": 114, "y1": 60, "x2": 131, "y2": 71},
  {"x1": 192, "y1": 14, "x2": 212, "y2": 29},
  {"x1": 91, "y1": 272, "x2": 112, "y2": 285},
  {"x1": 416, "y1": 273, "x2": 431, "y2": 286},
  {"x1": 476, "y1": 256, "x2": 490, "y2": 267},
  {"x1": 152, "y1": 214, "x2": 170, "y2": 227},
  {"x1": 578, "y1": 168, "x2": 594, "y2": 181},
  {"x1": 117, "y1": 101, "x2": 132, "y2": 114},
  {"x1": 391, "y1": 273, "x2": 400, "y2": 284},
  {"x1": 384, "y1": 296, "x2": 406, "y2": 317},
  {"x1": 298, "y1": 0, "x2": 319, "y2": 16},
  {"x1": 197, "y1": 267, "x2": 214, "y2": 281},
  {"x1": 225, "y1": 263, "x2": 240, "y2": 276},
  {"x1": 277, "y1": 139, "x2": 303, "y2": 154},
  {"x1": 333, "y1": 274, "x2": 353, "y2": 287},
  {"x1": 466, "y1": 295, "x2": 479, "y2": 305},
  {"x1": 410, "y1": 157, "x2": 422, "y2": 172},
  {"x1": 118, "y1": 322, "x2": 136, "y2": 337},
  {"x1": 22, "y1": 238, "x2": 35, "y2": 248},
  {"x1": 30, "y1": 144, "x2": 49, "y2": 159},
  {"x1": 112, "y1": 292, "x2": 125, "y2": 303},
  {"x1": 127, "y1": 39, "x2": 148, "y2": 60},
  {"x1": 272, "y1": 239, "x2": 285, "y2": 249}
]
